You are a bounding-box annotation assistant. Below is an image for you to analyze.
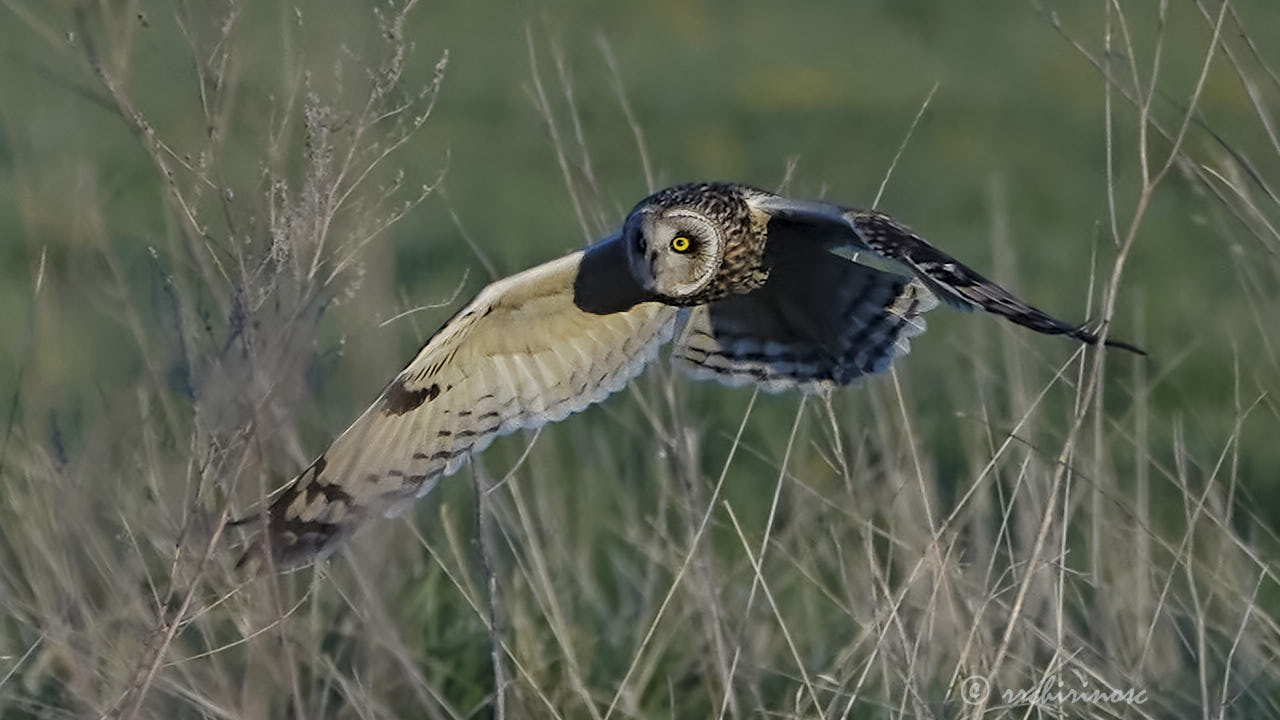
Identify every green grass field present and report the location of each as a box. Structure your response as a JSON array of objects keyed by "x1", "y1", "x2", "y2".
[{"x1": 2, "y1": 0, "x2": 1279, "y2": 717}]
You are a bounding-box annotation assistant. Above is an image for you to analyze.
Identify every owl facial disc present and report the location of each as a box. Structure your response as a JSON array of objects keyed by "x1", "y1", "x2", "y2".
[{"x1": 623, "y1": 207, "x2": 723, "y2": 302}]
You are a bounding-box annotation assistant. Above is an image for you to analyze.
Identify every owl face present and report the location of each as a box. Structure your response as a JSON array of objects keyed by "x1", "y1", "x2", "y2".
[
  {"x1": 622, "y1": 202, "x2": 725, "y2": 302},
  {"x1": 622, "y1": 182, "x2": 768, "y2": 306}
]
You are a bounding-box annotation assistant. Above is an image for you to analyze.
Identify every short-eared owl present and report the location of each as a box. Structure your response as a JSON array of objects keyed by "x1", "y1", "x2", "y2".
[{"x1": 238, "y1": 181, "x2": 1142, "y2": 570}]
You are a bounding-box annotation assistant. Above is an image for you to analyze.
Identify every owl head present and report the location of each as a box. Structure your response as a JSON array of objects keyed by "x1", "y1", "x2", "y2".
[{"x1": 622, "y1": 182, "x2": 765, "y2": 306}]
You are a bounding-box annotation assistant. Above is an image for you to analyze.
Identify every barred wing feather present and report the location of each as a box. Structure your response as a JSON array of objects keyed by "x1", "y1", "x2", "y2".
[
  {"x1": 240, "y1": 236, "x2": 677, "y2": 570},
  {"x1": 747, "y1": 193, "x2": 1145, "y2": 355},
  {"x1": 673, "y1": 244, "x2": 939, "y2": 392}
]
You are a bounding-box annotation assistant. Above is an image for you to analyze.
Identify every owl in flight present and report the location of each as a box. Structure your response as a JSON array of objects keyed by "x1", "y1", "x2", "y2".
[{"x1": 237, "y1": 182, "x2": 1141, "y2": 571}]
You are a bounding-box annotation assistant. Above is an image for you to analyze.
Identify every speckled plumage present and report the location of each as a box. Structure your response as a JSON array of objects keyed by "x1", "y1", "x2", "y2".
[
  {"x1": 236, "y1": 181, "x2": 1142, "y2": 572},
  {"x1": 623, "y1": 182, "x2": 771, "y2": 305}
]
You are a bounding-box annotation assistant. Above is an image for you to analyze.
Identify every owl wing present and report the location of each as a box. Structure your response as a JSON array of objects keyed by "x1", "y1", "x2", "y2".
[
  {"x1": 746, "y1": 193, "x2": 1145, "y2": 355},
  {"x1": 239, "y1": 236, "x2": 679, "y2": 570},
  {"x1": 673, "y1": 243, "x2": 939, "y2": 392}
]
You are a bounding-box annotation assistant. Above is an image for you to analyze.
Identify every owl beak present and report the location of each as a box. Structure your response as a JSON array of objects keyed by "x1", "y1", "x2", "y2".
[{"x1": 636, "y1": 211, "x2": 662, "y2": 276}]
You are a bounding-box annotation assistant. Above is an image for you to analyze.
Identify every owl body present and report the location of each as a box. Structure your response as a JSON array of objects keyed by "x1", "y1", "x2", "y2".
[{"x1": 237, "y1": 181, "x2": 1141, "y2": 571}]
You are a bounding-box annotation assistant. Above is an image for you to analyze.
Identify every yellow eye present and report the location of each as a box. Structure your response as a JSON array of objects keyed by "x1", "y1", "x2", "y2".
[{"x1": 671, "y1": 236, "x2": 691, "y2": 253}]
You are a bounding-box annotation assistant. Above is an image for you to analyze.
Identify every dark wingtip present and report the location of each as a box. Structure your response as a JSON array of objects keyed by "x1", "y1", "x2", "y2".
[
  {"x1": 1069, "y1": 324, "x2": 1148, "y2": 357},
  {"x1": 227, "y1": 513, "x2": 261, "y2": 528},
  {"x1": 1102, "y1": 337, "x2": 1148, "y2": 356},
  {"x1": 228, "y1": 511, "x2": 270, "y2": 575},
  {"x1": 234, "y1": 541, "x2": 263, "y2": 574}
]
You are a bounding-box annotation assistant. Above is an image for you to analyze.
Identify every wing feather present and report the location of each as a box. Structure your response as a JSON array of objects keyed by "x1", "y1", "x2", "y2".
[
  {"x1": 240, "y1": 236, "x2": 677, "y2": 570},
  {"x1": 747, "y1": 192, "x2": 1145, "y2": 355},
  {"x1": 673, "y1": 243, "x2": 939, "y2": 392}
]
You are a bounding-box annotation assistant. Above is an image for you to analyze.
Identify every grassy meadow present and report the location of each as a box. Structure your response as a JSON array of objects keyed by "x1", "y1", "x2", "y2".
[{"x1": 2, "y1": 0, "x2": 1280, "y2": 717}]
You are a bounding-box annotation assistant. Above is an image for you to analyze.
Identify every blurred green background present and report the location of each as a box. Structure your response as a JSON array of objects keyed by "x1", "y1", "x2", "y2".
[
  {"x1": 3, "y1": 0, "x2": 1277, "y2": 491},
  {"x1": 2, "y1": 1, "x2": 1280, "y2": 716}
]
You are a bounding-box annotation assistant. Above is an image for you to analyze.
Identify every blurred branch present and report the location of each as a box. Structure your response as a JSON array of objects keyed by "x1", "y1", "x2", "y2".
[
  {"x1": 1038, "y1": 1, "x2": 1278, "y2": 205},
  {"x1": 110, "y1": 506, "x2": 232, "y2": 720},
  {"x1": 971, "y1": 3, "x2": 1233, "y2": 716},
  {"x1": 597, "y1": 35, "x2": 655, "y2": 194},
  {"x1": 472, "y1": 464, "x2": 507, "y2": 720}
]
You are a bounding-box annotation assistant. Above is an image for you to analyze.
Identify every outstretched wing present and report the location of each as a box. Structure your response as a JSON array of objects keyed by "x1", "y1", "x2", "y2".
[
  {"x1": 747, "y1": 192, "x2": 1145, "y2": 355},
  {"x1": 239, "y1": 236, "x2": 679, "y2": 570},
  {"x1": 673, "y1": 243, "x2": 939, "y2": 392}
]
